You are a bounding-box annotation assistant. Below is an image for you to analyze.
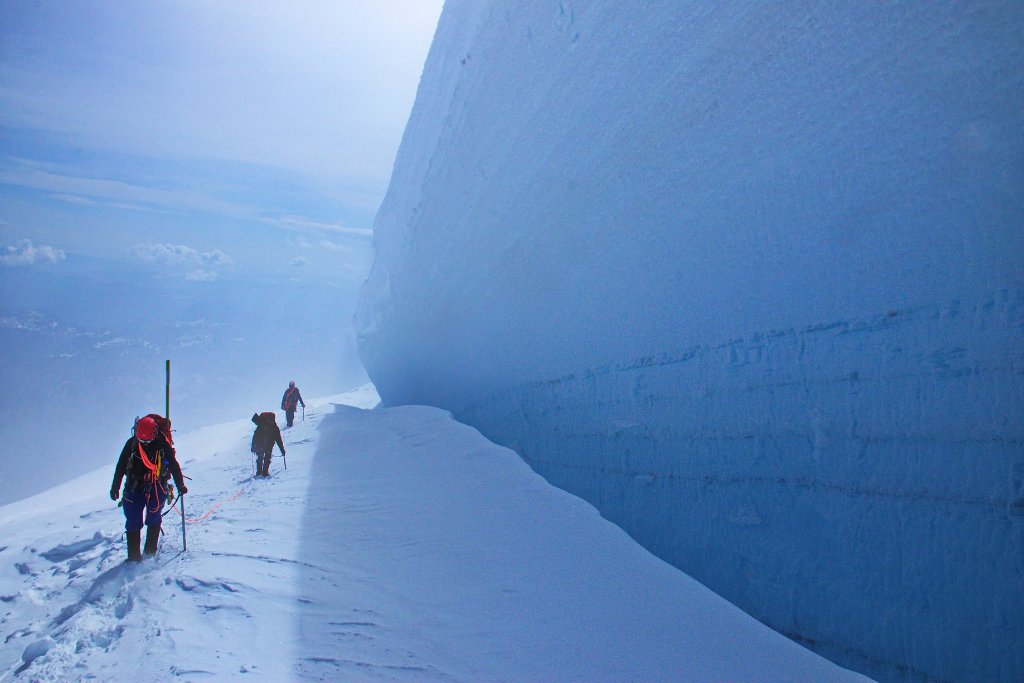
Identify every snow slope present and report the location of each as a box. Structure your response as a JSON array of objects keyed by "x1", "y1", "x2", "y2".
[
  {"x1": 355, "y1": 3, "x2": 1024, "y2": 681},
  {"x1": 0, "y1": 386, "x2": 869, "y2": 681}
]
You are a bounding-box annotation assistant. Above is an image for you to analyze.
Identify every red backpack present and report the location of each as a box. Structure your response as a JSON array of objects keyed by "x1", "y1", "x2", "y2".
[{"x1": 127, "y1": 414, "x2": 175, "y2": 497}]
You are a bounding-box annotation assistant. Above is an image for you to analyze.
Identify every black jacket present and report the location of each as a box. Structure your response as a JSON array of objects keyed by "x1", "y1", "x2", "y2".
[
  {"x1": 111, "y1": 435, "x2": 185, "y2": 496},
  {"x1": 281, "y1": 386, "x2": 304, "y2": 411},
  {"x1": 251, "y1": 412, "x2": 285, "y2": 456}
]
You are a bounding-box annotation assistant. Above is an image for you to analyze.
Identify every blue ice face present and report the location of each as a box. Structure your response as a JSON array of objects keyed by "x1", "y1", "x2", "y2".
[{"x1": 355, "y1": 2, "x2": 1024, "y2": 682}]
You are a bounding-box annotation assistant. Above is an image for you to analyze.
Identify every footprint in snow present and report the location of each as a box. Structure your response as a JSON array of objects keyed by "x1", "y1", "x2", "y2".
[
  {"x1": 15, "y1": 560, "x2": 144, "y2": 677},
  {"x1": 40, "y1": 532, "x2": 110, "y2": 563},
  {"x1": 16, "y1": 636, "x2": 54, "y2": 675},
  {"x1": 52, "y1": 561, "x2": 146, "y2": 626},
  {"x1": 175, "y1": 576, "x2": 241, "y2": 594}
]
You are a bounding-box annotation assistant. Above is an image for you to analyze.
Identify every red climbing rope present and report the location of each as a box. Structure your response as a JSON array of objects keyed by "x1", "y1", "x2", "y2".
[{"x1": 169, "y1": 490, "x2": 243, "y2": 525}]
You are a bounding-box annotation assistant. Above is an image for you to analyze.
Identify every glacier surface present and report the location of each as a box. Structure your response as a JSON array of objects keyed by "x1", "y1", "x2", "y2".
[{"x1": 357, "y1": 2, "x2": 1024, "y2": 681}]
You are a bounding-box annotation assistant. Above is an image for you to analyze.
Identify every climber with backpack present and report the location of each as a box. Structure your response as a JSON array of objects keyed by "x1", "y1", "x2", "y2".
[
  {"x1": 281, "y1": 380, "x2": 305, "y2": 428},
  {"x1": 251, "y1": 411, "x2": 285, "y2": 477},
  {"x1": 110, "y1": 414, "x2": 187, "y2": 562}
]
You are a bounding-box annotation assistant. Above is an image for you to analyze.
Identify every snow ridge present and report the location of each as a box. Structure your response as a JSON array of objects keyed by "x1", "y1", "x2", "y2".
[{"x1": 1, "y1": 386, "x2": 868, "y2": 681}]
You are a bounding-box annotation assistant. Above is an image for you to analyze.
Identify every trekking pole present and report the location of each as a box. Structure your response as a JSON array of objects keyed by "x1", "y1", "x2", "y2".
[
  {"x1": 302, "y1": 404, "x2": 305, "y2": 421},
  {"x1": 180, "y1": 493, "x2": 187, "y2": 551}
]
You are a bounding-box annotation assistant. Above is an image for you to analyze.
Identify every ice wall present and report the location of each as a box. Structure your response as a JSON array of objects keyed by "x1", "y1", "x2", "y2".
[{"x1": 356, "y1": 2, "x2": 1024, "y2": 681}]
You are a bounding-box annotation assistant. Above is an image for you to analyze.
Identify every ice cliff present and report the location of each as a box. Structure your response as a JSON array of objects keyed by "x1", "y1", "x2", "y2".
[{"x1": 356, "y1": 2, "x2": 1024, "y2": 681}]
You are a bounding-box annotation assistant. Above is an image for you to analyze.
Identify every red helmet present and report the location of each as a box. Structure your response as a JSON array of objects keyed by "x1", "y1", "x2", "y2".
[{"x1": 136, "y1": 416, "x2": 158, "y2": 443}]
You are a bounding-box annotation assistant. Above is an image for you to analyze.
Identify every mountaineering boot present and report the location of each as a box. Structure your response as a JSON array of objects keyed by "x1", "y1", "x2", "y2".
[
  {"x1": 144, "y1": 524, "x2": 160, "y2": 558},
  {"x1": 126, "y1": 530, "x2": 143, "y2": 562}
]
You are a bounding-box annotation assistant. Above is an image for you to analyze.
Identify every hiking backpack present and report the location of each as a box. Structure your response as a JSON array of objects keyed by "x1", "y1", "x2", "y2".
[
  {"x1": 134, "y1": 413, "x2": 173, "y2": 445},
  {"x1": 251, "y1": 412, "x2": 276, "y2": 453},
  {"x1": 129, "y1": 414, "x2": 175, "y2": 496}
]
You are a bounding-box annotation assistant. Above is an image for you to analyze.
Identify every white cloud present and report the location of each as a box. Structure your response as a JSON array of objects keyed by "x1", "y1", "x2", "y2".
[
  {"x1": 200, "y1": 249, "x2": 232, "y2": 266},
  {"x1": 131, "y1": 243, "x2": 234, "y2": 267},
  {"x1": 289, "y1": 257, "x2": 309, "y2": 268},
  {"x1": 129, "y1": 243, "x2": 231, "y2": 282},
  {"x1": 94, "y1": 337, "x2": 131, "y2": 349},
  {"x1": 48, "y1": 190, "x2": 182, "y2": 216},
  {"x1": 0, "y1": 165, "x2": 240, "y2": 217},
  {"x1": 48, "y1": 193, "x2": 97, "y2": 206},
  {"x1": 264, "y1": 214, "x2": 373, "y2": 238},
  {"x1": 186, "y1": 269, "x2": 218, "y2": 282},
  {"x1": 1, "y1": 239, "x2": 66, "y2": 266},
  {"x1": 318, "y1": 239, "x2": 353, "y2": 253},
  {"x1": 132, "y1": 243, "x2": 198, "y2": 265}
]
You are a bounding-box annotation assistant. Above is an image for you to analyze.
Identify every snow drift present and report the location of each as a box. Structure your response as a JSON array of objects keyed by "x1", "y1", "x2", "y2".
[
  {"x1": 0, "y1": 387, "x2": 868, "y2": 681},
  {"x1": 356, "y1": 2, "x2": 1024, "y2": 681}
]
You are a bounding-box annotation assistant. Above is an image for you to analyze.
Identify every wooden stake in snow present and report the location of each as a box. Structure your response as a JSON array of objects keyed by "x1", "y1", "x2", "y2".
[{"x1": 166, "y1": 359, "x2": 187, "y2": 552}]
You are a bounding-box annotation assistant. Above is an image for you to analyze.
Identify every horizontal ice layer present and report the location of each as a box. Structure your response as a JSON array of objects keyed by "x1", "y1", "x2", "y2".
[
  {"x1": 357, "y1": 2, "x2": 1024, "y2": 681},
  {"x1": 461, "y1": 295, "x2": 1024, "y2": 682}
]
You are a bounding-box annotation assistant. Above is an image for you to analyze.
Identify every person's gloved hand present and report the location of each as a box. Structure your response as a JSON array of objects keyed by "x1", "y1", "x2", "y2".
[
  {"x1": 178, "y1": 484, "x2": 188, "y2": 496},
  {"x1": 110, "y1": 487, "x2": 119, "y2": 501}
]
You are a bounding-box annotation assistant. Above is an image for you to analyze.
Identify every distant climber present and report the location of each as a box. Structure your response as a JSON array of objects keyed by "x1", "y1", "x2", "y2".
[
  {"x1": 251, "y1": 411, "x2": 285, "y2": 477},
  {"x1": 281, "y1": 380, "x2": 305, "y2": 428},
  {"x1": 110, "y1": 414, "x2": 187, "y2": 562}
]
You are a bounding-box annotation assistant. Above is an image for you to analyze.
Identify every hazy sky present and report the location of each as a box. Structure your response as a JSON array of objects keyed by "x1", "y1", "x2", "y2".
[
  {"x1": 0, "y1": 1, "x2": 444, "y2": 504},
  {"x1": 0, "y1": 0, "x2": 444, "y2": 276}
]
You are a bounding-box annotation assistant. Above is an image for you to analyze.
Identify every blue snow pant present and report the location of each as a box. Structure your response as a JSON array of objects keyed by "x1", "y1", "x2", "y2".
[
  {"x1": 122, "y1": 486, "x2": 167, "y2": 532},
  {"x1": 285, "y1": 408, "x2": 296, "y2": 427}
]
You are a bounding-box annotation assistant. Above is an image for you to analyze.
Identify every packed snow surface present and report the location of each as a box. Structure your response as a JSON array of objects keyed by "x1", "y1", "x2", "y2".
[
  {"x1": 356, "y1": 2, "x2": 1024, "y2": 682},
  {"x1": 0, "y1": 386, "x2": 869, "y2": 681}
]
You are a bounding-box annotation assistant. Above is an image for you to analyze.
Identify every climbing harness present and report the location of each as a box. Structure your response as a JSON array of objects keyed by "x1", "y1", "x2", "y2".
[{"x1": 136, "y1": 441, "x2": 167, "y2": 514}]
